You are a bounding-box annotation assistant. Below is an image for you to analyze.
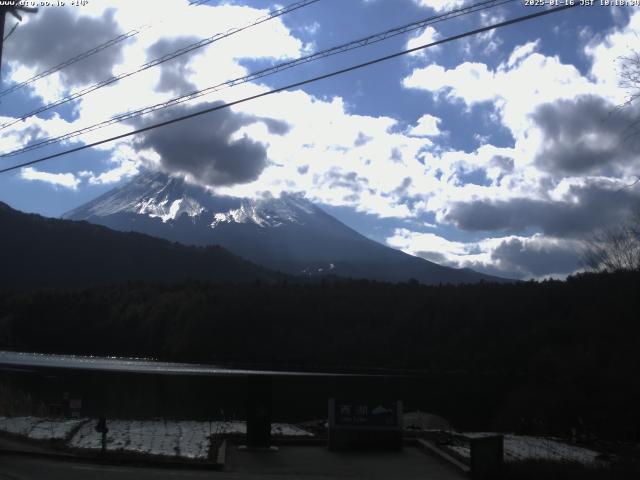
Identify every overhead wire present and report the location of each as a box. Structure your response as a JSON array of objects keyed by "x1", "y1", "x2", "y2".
[
  {"x1": 1, "y1": 0, "x2": 515, "y2": 158},
  {"x1": 0, "y1": 4, "x2": 579, "y2": 175},
  {"x1": 3, "y1": 22, "x2": 20, "y2": 42},
  {"x1": 0, "y1": 0, "x2": 321, "y2": 130}
]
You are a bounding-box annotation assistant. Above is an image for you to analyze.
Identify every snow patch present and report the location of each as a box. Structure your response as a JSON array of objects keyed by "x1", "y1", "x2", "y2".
[
  {"x1": 138, "y1": 197, "x2": 204, "y2": 223},
  {"x1": 452, "y1": 433, "x2": 602, "y2": 465},
  {"x1": 210, "y1": 196, "x2": 315, "y2": 229},
  {"x1": 0, "y1": 416, "x2": 86, "y2": 441}
]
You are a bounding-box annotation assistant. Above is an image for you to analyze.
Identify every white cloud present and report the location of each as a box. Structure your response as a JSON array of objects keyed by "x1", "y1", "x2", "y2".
[
  {"x1": 21, "y1": 168, "x2": 80, "y2": 189},
  {"x1": 4, "y1": 0, "x2": 639, "y2": 268},
  {"x1": 402, "y1": 52, "x2": 595, "y2": 141},
  {"x1": 3, "y1": 0, "x2": 304, "y2": 189},
  {"x1": 406, "y1": 26, "x2": 440, "y2": 55},
  {"x1": 413, "y1": 0, "x2": 467, "y2": 12},
  {"x1": 586, "y1": 10, "x2": 640, "y2": 106},
  {"x1": 86, "y1": 144, "x2": 140, "y2": 185},
  {"x1": 408, "y1": 114, "x2": 442, "y2": 137},
  {"x1": 507, "y1": 40, "x2": 540, "y2": 68}
]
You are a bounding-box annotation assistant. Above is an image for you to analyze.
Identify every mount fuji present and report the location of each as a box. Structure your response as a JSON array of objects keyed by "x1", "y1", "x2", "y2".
[{"x1": 64, "y1": 172, "x2": 507, "y2": 284}]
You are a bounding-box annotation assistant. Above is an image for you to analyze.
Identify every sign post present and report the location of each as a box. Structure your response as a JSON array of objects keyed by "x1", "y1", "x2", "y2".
[
  {"x1": 95, "y1": 417, "x2": 109, "y2": 455},
  {"x1": 470, "y1": 435, "x2": 504, "y2": 480},
  {"x1": 328, "y1": 399, "x2": 403, "y2": 451}
]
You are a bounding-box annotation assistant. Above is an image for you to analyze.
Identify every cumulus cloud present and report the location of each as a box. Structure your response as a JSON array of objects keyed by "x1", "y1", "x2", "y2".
[
  {"x1": 21, "y1": 168, "x2": 80, "y2": 189},
  {"x1": 4, "y1": 1, "x2": 639, "y2": 280},
  {"x1": 532, "y1": 95, "x2": 640, "y2": 176},
  {"x1": 146, "y1": 36, "x2": 201, "y2": 95},
  {"x1": 4, "y1": 7, "x2": 127, "y2": 88},
  {"x1": 409, "y1": 114, "x2": 442, "y2": 137},
  {"x1": 488, "y1": 235, "x2": 580, "y2": 278},
  {"x1": 133, "y1": 102, "x2": 274, "y2": 188},
  {"x1": 406, "y1": 26, "x2": 439, "y2": 55},
  {"x1": 444, "y1": 180, "x2": 640, "y2": 237},
  {"x1": 402, "y1": 40, "x2": 595, "y2": 141},
  {"x1": 413, "y1": 0, "x2": 467, "y2": 12},
  {"x1": 387, "y1": 229, "x2": 580, "y2": 279}
]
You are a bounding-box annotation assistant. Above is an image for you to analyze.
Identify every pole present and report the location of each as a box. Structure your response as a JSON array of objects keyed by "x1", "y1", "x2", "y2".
[
  {"x1": 0, "y1": 7, "x2": 7, "y2": 82},
  {"x1": 0, "y1": 5, "x2": 38, "y2": 86}
]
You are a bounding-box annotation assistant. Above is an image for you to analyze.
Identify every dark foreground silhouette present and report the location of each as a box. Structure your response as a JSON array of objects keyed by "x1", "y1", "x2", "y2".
[{"x1": 1, "y1": 270, "x2": 639, "y2": 441}]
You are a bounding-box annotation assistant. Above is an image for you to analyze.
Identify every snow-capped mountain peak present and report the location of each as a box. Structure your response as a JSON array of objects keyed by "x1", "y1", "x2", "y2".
[
  {"x1": 210, "y1": 195, "x2": 317, "y2": 229},
  {"x1": 64, "y1": 171, "x2": 507, "y2": 285},
  {"x1": 65, "y1": 171, "x2": 318, "y2": 229}
]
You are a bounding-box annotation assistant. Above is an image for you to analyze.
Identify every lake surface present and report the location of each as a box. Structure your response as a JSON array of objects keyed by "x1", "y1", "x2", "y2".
[{"x1": 0, "y1": 350, "x2": 387, "y2": 378}]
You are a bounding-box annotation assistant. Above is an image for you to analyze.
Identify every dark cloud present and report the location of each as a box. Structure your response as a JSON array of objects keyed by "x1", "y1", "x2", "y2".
[
  {"x1": 532, "y1": 95, "x2": 640, "y2": 176},
  {"x1": 261, "y1": 118, "x2": 290, "y2": 136},
  {"x1": 147, "y1": 36, "x2": 200, "y2": 95},
  {"x1": 415, "y1": 238, "x2": 579, "y2": 279},
  {"x1": 4, "y1": 8, "x2": 126, "y2": 87},
  {"x1": 134, "y1": 102, "x2": 268, "y2": 187},
  {"x1": 445, "y1": 180, "x2": 640, "y2": 237},
  {"x1": 489, "y1": 237, "x2": 579, "y2": 277}
]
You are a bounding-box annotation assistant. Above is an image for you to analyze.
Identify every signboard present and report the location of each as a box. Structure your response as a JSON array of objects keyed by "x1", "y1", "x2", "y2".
[
  {"x1": 334, "y1": 401, "x2": 399, "y2": 428},
  {"x1": 328, "y1": 399, "x2": 403, "y2": 451}
]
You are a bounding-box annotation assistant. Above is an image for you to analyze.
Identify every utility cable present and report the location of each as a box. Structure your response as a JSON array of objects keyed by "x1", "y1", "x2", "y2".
[
  {"x1": 0, "y1": 0, "x2": 215, "y2": 99},
  {"x1": 0, "y1": 4, "x2": 578, "y2": 175},
  {"x1": 0, "y1": 0, "x2": 321, "y2": 130},
  {"x1": 1, "y1": 0, "x2": 514, "y2": 157}
]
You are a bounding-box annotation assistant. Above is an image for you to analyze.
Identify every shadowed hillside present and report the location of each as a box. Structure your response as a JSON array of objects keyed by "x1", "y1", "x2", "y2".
[{"x1": 0, "y1": 201, "x2": 281, "y2": 289}]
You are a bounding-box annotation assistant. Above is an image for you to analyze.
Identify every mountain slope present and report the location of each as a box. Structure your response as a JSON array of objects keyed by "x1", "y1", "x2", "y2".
[
  {"x1": 64, "y1": 172, "x2": 509, "y2": 285},
  {"x1": 0, "y1": 201, "x2": 280, "y2": 290}
]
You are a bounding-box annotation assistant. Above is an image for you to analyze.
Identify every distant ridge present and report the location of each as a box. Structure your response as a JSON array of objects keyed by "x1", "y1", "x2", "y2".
[{"x1": 0, "y1": 201, "x2": 281, "y2": 290}]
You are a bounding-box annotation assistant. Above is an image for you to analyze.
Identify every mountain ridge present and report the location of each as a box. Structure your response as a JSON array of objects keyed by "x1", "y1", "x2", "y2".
[
  {"x1": 64, "y1": 172, "x2": 510, "y2": 285},
  {"x1": 0, "y1": 200, "x2": 282, "y2": 290}
]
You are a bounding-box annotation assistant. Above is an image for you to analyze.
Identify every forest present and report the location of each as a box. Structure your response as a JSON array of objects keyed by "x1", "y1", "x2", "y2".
[{"x1": 0, "y1": 270, "x2": 639, "y2": 439}]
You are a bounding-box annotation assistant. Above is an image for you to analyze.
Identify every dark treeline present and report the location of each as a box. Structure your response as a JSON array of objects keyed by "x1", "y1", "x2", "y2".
[{"x1": 1, "y1": 271, "x2": 639, "y2": 439}]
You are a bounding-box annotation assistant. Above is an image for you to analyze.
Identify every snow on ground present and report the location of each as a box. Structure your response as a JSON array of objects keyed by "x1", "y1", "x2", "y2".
[
  {"x1": 69, "y1": 420, "x2": 211, "y2": 459},
  {"x1": 69, "y1": 419, "x2": 313, "y2": 460},
  {"x1": 449, "y1": 433, "x2": 601, "y2": 465},
  {"x1": 0, "y1": 416, "x2": 86, "y2": 441}
]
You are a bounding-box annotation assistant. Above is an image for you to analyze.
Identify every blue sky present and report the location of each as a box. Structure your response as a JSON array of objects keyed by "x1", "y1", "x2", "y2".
[{"x1": 1, "y1": 0, "x2": 639, "y2": 279}]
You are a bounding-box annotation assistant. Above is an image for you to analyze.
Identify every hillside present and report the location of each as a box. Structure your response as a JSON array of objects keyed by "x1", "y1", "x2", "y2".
[{"x1": 0, "y1": 201, "x2": 281, "y2": 289}]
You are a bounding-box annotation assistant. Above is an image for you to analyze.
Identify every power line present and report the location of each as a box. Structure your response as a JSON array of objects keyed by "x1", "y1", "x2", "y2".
[
  {"x1": 0, "y1": 0, "x2": 321, "y2": 131},
  {"x1": 0, "y1": 29, "x2": 143, "y2": 99},
  {"x1": 1, "y1": 0, "x2": 514, "y2": 158},
  {"x1": 0, "y1": 4, "x2": 579, "y2": 176},
  {"x1": 3, "y1": 21, "x2": 19, "y2": 42},
  {"x1": 0, "y1": 0, "x2": 213, "y2": 99},
  {"x1": 0, "y1": 5, "x2": 38, "y2": 83}
]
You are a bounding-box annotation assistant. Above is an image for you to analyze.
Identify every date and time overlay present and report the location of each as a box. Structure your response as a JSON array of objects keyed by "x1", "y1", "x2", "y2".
[{"x1": 1, "y1": 0, "x2": 640, "y2": 8}]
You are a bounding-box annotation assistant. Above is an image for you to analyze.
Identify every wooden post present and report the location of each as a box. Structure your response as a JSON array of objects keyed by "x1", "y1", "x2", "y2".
[
  {"x1": 0, "y1": 6, "x2": 38, "y2": 83},
  {"x1": 0, "y1": 7, "x2": 7, "y2": 79}
]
